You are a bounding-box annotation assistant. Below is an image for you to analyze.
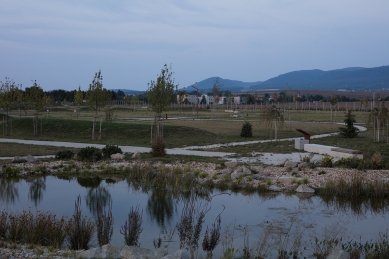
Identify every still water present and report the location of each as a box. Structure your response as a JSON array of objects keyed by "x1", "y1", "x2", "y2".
[{"x1": 0, "y1": 175, "x2": 388, "y2": 257}]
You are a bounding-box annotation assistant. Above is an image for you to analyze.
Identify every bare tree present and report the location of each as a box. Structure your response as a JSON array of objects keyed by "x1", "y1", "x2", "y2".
[{"x1": 0, "y1": 77, "x2": 22, "y2": 136}]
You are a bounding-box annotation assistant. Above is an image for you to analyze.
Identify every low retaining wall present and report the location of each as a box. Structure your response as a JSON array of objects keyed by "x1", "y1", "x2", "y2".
[{"x1": 304, "y1": 144, "x2": 363, "y2": 159}]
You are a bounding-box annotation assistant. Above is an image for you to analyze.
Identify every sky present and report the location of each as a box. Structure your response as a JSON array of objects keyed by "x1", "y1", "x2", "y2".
[{"x1": 1, "y1": 0, "x2": 389, "y2": 92}]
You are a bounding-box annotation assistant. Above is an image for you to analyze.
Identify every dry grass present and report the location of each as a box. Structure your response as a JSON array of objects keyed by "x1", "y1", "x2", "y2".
[{"x1": 0, "y1": 142, "x2": 80, "y2": 157}]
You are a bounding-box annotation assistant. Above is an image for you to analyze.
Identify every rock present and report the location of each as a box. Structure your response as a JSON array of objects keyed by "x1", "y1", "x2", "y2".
[
  {"x1": 100, "y1": 244, "x2": 120, "y2": 259},
  {"x1": 162, "y1": 250, "x2": 189, "y2": 259},
  {"x1": 12, "y1": 156, "x2": 26, "y2": 163},
  {"x1": 252, "y1": 174, "x2": 265, "y2": 180},
  {"x1": 110, "y1": 153, "x2": 125, "y2": 160},
  {"x1": 284, "y1": 160, "x2": 296, "y2": 168},
  {"x1": 299, "y1": 162, "x2": 309, "y2": 168},
  {"x1": 120, "y1": 246, "x2": 155, "y2": 259},
  {"x1": 72, "y1": 154, "x2": 78, "y2": 160},
  {"x1": 279, "y1": 158, "x2": 288, "y2": 166},
  {"x1": 326, "y1": 248, "x2": 349, "y2": 259},
  {"x1": 296, "y1": 184, "x2": 315, "y2": 193},
  {"x1": 132, "y1": 151, "x2": 141, "y2": 159},
  {"x1": 218, "y1": 169, "x2": 232, "y2": 175},
  {"x1": 25, "y1": 155, "x2": 37, "y2": 163},
  {"x1": 154, "y1": 247, "x2": 168, "y2": 258},
  {"x1": 242, "y1": 167, "x2": 252, "y2": 176},
  {"x1": 225, "y1": 159, "x2": 238, "y2": 168},
  {"x1": 268, "y1": 185, "x2": 281, "y2": 192},
  {"x1": 231, "y1": 171, "x2": 243, "y2": 180},
  {"x1": 77, "y1": 247, "x2": 100, "y2": 259}
]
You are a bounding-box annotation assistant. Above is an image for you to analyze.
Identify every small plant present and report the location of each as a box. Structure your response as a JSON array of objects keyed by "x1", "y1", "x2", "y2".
[
  {"x1": 303, "y1": 177, "x2": 309, "y2": 184},
  {"x1": 99, "y1": 164, "x2": 106, "y2": 170},
  {"x1": 202, "y1": 216, "x2": 222, "y2": 258},
  {"x1": 247, "y1": 177, "x2": 253, "y2": 182},
  {"x1": 212, "y1": 174, "x2": 218, "y2": 180},
  {"x1": 55, "y1": 150, "x2": 74, "y2": 160},
  {"x1": 266, "y1": 179, "x2": 272, "y2": 186},
  {"x1": 4, "y1": 166, "x2": 20, "y2": 176},
  {"x1": 199, "y1": 172, "x2": 208, "y2": 179},
  {"x1": 224, "y1": 174, "x2": 231, "y2": 181},
  {"x1": 318, "y1": 170, "x2": 326, "y2": 175},
  {"x1": 120, "y1": 205, "x2": 143, "y2": 246},
  {"x1": 102, "y1": 144, "x2": 122, "y2": 159},
  {"x1": 78, "y1": 146, "x2": 102, "y2": 162},
  {"x1": 286, "y1": 167, "x2": 293, "y2": 172},
  {"x1": 291, "y1": 178, "x2": 297, "y2": 184},
  {"x1": 194, "y1": 169, "x2": 201, "y2": 176},
  {"x1": 320, "y1": 155, "x2": 333, "y2": 168},
  {"x1": 240, "y1": 121, "x2": 253, "y2": 138},
  {"x1": 96, "y1": 200, "x2": 114, "y2": 247}
]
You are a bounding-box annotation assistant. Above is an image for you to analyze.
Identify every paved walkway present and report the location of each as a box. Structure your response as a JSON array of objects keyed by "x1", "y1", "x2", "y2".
[
  {"x1": 0, "y1": 138, "x2": 235, "y2": 158},
  {"x1": 0, "y1": 124, "x2": 367, "y2": 159}
]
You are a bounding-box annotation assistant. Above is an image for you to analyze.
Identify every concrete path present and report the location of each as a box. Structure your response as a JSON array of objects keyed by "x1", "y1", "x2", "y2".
[{"x1": 0, "y1": 138, "x2": 235, "y2": 158}]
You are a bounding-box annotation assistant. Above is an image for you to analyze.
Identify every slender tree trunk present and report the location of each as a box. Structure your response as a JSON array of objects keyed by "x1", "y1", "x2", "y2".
[
  {"x1": 99, "y1": 117, "x2": 102, "y2": 140},
  {"x1": 92, "y1": 117, "x2": 96, "y2": 140}
]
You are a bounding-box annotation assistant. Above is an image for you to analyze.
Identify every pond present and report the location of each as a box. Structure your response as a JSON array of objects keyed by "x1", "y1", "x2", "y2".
[{"x1": 1, "y1": 175, "x2": 389, "y2": 258}]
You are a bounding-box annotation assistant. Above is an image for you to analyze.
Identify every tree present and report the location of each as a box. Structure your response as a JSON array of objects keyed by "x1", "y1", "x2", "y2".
[
  {"x1": 329, "y1": 94, "x2": 338, "y2": 121},
  {"x1": 368, "y1": 100, "x2": 389, "y2": 142},
  {"x1": 86, "y1": 70, "x2": 111, "y2": 140},
  {"x1": 0, "y1": 77, "x2": 22, "y2": 135},
  {"x1": 339, "y1": 111, "x2": 359, "y2": 138},
  {"x1": 211, "y1": 78, "x2": 222, "y2": 119},
  {"x1": 74, "y1": 86, "x2": 83, "y2": 117},
  {"x1": 26, "y1": 80, "x2": 45, "y2": 135},
  {"x1": 131, "y1": 95, "x2": 139, "y2": 112},
  {"x1": 260, "y1": 104, "x2": 284, "y2": 141}
]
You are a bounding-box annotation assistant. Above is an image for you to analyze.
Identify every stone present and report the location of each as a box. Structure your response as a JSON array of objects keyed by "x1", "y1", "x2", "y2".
[
  {"x1": 218, "y1": 169, "x2": 232, "y2": 175},
  {"x1": 100, "y1": 244, "x2": 120, "y2": 259},
  {"x1": 120, "y1": 246, "x2": 155, "y2": 259},
  {"x1": 268, "y1": 185, "x2": 281, "y2": 192},
  {"x1": 154, "y1": 247, "x2": 168, "y2": 258},
  {"x1": 295, "y1": 184, "x2": 315, "y2": 193},
  {"x1": 242, "y1": 167, "x2": 252, "y2": 176},
  {"x1": 77, "y1": 248, "x2": 100, "y2": 259},
  {"x1": 72, "y1": 153, "x2": 78, "y2": 160},
  {"x1": 231, "y1": 171, "x2": 243, "y2": 180},
  {"x1": 132, "y1": 151, "x2": 141, "y2": 159},
  {"x1": 299, "y1": 162, "x2": 309, "y2": 168},
  {"x1": 326, "y1": 248, "x2": 349, "y2": 259},
  {"x1": 224, "y1": 159, "x2": 238, "y2": 168},
  {"x1": 162, "y1": 250, "x2": 189, "y2": 259},
  {"x1": 12, "y1": 156, "x2": 26, "y2": 163},
  {"x1": 110, "y1": 153, "x2": 125, "y2": 160},
  {"x1": 284, "y1": 160, "x2": 296, "y2": 168},
  {"x1": 25, "y1": 155, "x2": 37, "y2": 163},
  {"x1": 279, "y1": 158, "x2": 288, "y2": 166},
  {"x1": 252, "y1": 174, "x2": 265, "y2": 180}
]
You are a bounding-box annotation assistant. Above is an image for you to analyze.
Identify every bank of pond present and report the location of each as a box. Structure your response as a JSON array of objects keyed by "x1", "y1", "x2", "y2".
[{"x1": 0, "y1": 165, "x2": 389, "y2": 258}]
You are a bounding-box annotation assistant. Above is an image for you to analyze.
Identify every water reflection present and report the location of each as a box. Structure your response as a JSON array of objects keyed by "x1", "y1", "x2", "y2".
[
  {"x1": 319, "y1": 195, "x2": 389, "y2": 217},
  {"x1": 86, "y1": 186, "x2": 112, "y2": 218},
  {"x1": 77, "y1": 176, "x2": 102, "y2": 188},
  {"x1": 0, "y1": 178, "x2": 19, "y2": 205},
  {"x1": 28, "y1": 177, "x2": 46, "y2": 207},
  {"x1": 147, "y1": 190, "x2": 175, "y2": 227}
]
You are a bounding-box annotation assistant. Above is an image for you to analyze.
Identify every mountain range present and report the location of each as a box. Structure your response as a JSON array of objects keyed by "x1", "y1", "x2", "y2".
[{"x1": 116, "y1": 65, "x2": 389, "y2": 94}]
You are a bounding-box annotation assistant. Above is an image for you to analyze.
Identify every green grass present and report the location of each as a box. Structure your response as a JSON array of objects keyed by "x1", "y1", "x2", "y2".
[{"x1": 0, "y1": 142, "x2": 80, "y2": 157}]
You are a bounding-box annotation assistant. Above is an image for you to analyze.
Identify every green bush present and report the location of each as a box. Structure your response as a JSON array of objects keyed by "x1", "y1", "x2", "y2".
[
  {"x1": 77, "y1": 146, "x2": 102, "y2": 162},
  {"x1": 240, "y1": 121, "x2": 253, "y2": 138},
  {"x1": 55, "y1": 150, "x2": 74, "y2": 160},
  {"x1": 320, "y1": 155, "x2": 333, "y2": 168},
  {"x1": 102, "y1": 144, "x2": 122, "y2": 159}
]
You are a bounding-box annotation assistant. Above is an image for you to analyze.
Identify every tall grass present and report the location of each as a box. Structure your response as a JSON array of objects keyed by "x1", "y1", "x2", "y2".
[{"x1": 317, "y1": 172, "x2": 389, "y2": 198}]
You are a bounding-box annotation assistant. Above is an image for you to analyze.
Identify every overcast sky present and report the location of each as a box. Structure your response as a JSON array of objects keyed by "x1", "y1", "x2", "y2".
[{"x1": 1, "y1": 0, "x2": 388, "y2": 91}]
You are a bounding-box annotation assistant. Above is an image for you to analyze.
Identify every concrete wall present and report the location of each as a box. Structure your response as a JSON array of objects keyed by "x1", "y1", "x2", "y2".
[{"x1": 304, "y1": 144, "x2": 363, "y2": 159}]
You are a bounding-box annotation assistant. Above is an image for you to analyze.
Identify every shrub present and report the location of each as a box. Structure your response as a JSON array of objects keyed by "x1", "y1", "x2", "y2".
[
  {"x1": 150, "y1": 136, "x2": 166, "y2": 157},
  {"x1": 102, "y1": 144, "x2": 122, "y2": 159},
  {"x1": 77, "y1": 146, "x2": 102, "y2": 162},
  {"x1": 240, "y1": 121, "x2": 253, "y2": 138},
  {"x1": 320, "y1": 155, "x2": 333, "y2": 168},
  {"x1": 55, "y1": 150, "x2": 74, "y2": 160}
]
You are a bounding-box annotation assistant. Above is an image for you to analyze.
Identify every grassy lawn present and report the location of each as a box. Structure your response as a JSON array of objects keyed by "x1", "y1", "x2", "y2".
[{"x1": 0, "y1": 142, "x2": 80, "y2": 157}]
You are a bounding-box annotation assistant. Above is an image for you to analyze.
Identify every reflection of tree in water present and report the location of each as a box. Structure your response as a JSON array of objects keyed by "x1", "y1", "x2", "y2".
[
  {"x1": 0, "y1": 178, "x2": 19, "y2": 205},
  {"x1": 77, "y1": 177, "x2": 102, "y2": 188},
  {"x1": 147, "y1": 190, "x2": 175, "y2": 227},
  {"x1": 28, "y1": 177, "x2": 46, "y2": 207},
  {"x1": 86, "y1": 186, "x2": 112, "y2": 218}
]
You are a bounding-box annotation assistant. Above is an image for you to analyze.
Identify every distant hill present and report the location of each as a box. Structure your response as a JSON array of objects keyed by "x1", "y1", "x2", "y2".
[
  {"x1": 250, "y1": 66, "x2": 389, "y2": 91},
  {"x1": 111, "y1": 65, "x2": 389, "y2": 94}
]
